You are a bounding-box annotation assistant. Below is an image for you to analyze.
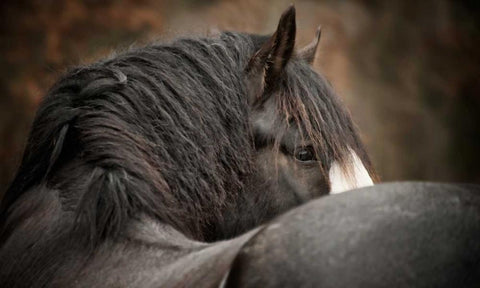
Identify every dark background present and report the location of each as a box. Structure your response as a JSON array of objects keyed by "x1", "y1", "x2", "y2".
[{"x1": 1, "y1": 0, "x2": 479, "y2": 199}]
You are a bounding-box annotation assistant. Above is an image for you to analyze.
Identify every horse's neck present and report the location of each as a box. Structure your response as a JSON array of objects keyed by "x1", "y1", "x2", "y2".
[
  {"x1": 123, "y1": 216, "x2": 203, "y2": 249},
  {"x1": 1, "y1": 193, "x2": 259, "y2": 288},
  {"x1": 67, "y1": 217, "x2": 261, "y2": 288}
]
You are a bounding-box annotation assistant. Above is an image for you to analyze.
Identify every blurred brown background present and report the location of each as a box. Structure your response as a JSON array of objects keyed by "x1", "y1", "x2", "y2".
[{"x1": 1, "y1": 0, "x2": 479, "y2": 198}]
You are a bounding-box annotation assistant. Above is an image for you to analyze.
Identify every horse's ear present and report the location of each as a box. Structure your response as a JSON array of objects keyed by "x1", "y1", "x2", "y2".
[
  {"x1": 297, "y1": 26, "x2": 322, "y2": 65},
  {"x1": 245, "y1": 5, "x2": 296, "y2": 104}
]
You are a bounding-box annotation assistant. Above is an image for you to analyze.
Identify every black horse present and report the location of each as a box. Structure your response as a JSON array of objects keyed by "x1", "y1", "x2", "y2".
[{"x1": 1, "y1": 6, "x2": 479, "y2": 287}]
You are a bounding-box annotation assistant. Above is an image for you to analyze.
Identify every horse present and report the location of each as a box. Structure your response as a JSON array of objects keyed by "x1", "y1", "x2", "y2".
[{"x1": 1, "y1": 6, "x2": 479, "y2": 287}]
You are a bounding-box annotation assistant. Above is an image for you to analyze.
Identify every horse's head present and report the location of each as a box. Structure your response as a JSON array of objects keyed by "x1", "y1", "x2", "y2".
[
  {"x1": 223, "y1": 6, "x2": 377, "y2": 237},
  {"x1": 0, "y1": 6, "x2": 377, "y2": 245}
]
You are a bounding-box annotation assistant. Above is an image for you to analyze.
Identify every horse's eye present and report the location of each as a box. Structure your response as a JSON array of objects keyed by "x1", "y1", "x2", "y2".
[{"x1": 295, "y1": 146, "x2": 317, "y2": 162}]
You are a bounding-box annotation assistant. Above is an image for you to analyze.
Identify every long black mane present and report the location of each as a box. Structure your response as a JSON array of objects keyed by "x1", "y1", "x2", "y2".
[
  {"x1": 2, "y1": 8, "x2": 480, "y2": 287},
  {"x1": 0, "y1": 31, "x2": 373, "y2": 244}
]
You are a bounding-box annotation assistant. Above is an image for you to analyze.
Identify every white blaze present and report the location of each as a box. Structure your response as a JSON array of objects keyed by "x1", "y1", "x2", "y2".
[{"x1": 329, "y1": 150, "x2": 374, "y2": 194}]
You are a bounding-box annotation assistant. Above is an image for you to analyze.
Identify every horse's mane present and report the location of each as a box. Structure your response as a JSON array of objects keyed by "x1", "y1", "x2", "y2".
[
  {"x1": 0, "y1": 32, "x2": 374, "y2": 244},
  {"x1": 278, "y1": 62, "x2": 374, "y2": 179}
]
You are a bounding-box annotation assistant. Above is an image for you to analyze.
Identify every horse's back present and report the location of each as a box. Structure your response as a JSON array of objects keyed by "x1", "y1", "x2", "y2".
[{"x1": 227, "y1": 182, "x2": 480, "y2": 287}]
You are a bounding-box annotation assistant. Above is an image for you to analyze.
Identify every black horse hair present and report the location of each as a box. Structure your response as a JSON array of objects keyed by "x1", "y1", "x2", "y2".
[{"x1": 0, "y1": 31, "x2": 375, "y2": 245}]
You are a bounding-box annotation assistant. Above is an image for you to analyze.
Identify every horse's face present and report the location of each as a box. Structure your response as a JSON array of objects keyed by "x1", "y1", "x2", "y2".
[
  {"x1": 251, "y1": 96, "x2": 330, "y2": 206},
  {"x1": 242, "y1": 6, "x2": 375, "y2": 221}
]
